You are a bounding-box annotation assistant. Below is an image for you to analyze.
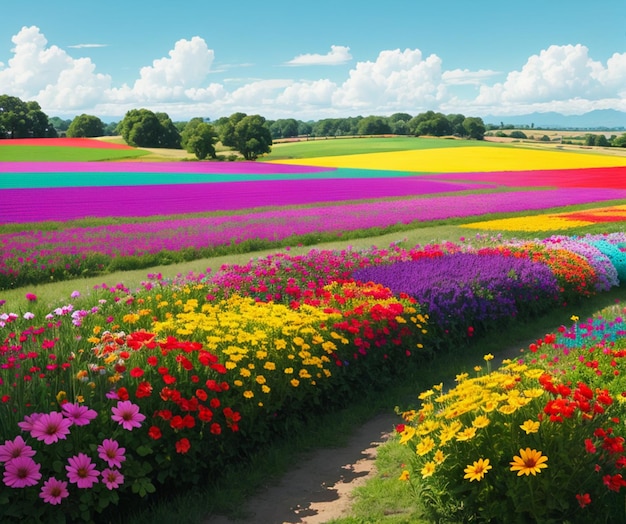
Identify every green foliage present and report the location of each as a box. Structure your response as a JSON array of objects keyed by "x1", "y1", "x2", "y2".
[
  {"x1": 181, "y1": 119, "x2": 217, "y2": 159},
  {"x1": 0, "y1": 94, "x2": 55, "y2": 138},
  {"x1": 509, "y1": 130, "x2": 528, "y2": 139},
  {"x1": 229, "y1": 114, "x2": 272, "y2": 160},
  {"x1": 66, "y1": 114, "x2": 105, "y2": 137},
  {"x1": 357, "y1": 116, "x2": 392, "y2": 136},
  {"x1": 117, "y1": 109, "x2": 181, "y2": 148}
]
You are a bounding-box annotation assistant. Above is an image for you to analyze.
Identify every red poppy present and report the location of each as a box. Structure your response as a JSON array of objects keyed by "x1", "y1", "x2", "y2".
[
  {"x1": 175, "y1": 438, "x2": 191, "y2": 454},
  {"x1": 148, "y1": 426, "x2": 162, "y2": 440},
  {"x1": 130, "y1": 367, "x2": 144, "y2": 378}
]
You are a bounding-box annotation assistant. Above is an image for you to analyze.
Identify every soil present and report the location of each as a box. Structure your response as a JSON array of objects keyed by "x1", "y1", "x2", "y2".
[
  {"x1": 204, "y1": 412, "x2": 400, "y2": 524},
  {"x1": 204, "y1": 343, "x2": 528, "y2": 524}
]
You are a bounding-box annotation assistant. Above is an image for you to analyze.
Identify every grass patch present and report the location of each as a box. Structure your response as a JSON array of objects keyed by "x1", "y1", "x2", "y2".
[
  {"x1": 262, "y1": 136, "x2": 491, "y2": 160},
  {"x1": 0, "y1": 145, "x2": 150, "y2": 161}
]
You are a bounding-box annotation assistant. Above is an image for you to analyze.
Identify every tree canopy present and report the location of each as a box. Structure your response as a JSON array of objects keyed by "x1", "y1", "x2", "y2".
[
  {"x1": 66, "y1": 114, "x2": 105, "y2": 138},
  {"x1": 216, "y1": 113, "x2": 272, "y2": 160},
  {"x1": 117, "y1": 108, "x2": 181, "y2": 148},
  {"x1": 0, "y1": 95, "x2": 56, "y2": 138},
  {"x1": 181, "y1": 118, "x2": 218, "y2": 160}
]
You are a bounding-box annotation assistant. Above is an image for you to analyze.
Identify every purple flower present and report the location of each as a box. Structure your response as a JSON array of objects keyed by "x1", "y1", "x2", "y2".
[
  {"x1": 111, "y1": 400, "x2": 145, "y2": 431},
  {"x1": 66, "y1": 453, "x2": 99, "y2": 488},
  {"x1": 30, "y1": 412, "x2": 72, "y2": 445},
  {"x1": 61, "y1": 403, "x2": 97, "y2": 426},
  {"x1": 17, "y1": 413, "x2": 43, "y2": 433},
  {"x1": 97, "y1": 439, "x2": 126, "y2": 468},
  {"x1": 3, "y1": 456, "x2": 41, "y2": 488},
  {"x1": 101, "y1": 468, "x2": 124, "y2": 490},
  {"x1": 40, "y1": 477, "x2": 69, "y2": 505},
  {"x1": 0, "y1": 435, "x2": 36, "y2": 463}
]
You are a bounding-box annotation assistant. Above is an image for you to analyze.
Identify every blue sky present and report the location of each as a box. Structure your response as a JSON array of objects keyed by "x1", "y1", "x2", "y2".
[{"x1": 0, "y1": 0, "x2": 625, "y2": 122}]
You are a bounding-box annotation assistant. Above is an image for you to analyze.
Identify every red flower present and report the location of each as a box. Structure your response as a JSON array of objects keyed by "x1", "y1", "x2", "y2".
[
  {"x1": 116, "y1": 387, "x2": 129, "y2": 401},
  {"x1": 195, "y1": 389, "x2": 208, "y2": 402},
  {"x1": 210, "y1": 423, "x2": 222, "y2": 435},
  {"x1": 147, "y1": 356, "x2": 158, "y2": 366},
  {"x1": 603, "y1": 473, "x2": 626, "y2": 492},
  {"x1": 162, "y1": 374, "x2": 177, "y2": 385},
  {"x1": 576, "y1": 493, "x2": 591, "y2": 508},
  {"x1": 148, "y1": 426, "x2": 162, "y2": 440},
  {"x1": 130, "y1": 367, "x2": 144, "y2": 378},
  {"x1": 175, "y1": 438, "x2": 191, "y2": 454},
  {"x1": 135, "y1": 381, "x2": 153, "y2": 398}
]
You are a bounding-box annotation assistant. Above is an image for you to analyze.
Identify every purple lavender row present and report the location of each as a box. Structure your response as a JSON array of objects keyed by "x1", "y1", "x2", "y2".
[
  {"x1": 0, "y1": 178, "x2": 492, "y2": 223},
  {"x1": 3, "y1": 188, "x2": 626, "y2": 265},
  {"x1": 352, "y1": 252, "x2": 560, "y2": 334}
]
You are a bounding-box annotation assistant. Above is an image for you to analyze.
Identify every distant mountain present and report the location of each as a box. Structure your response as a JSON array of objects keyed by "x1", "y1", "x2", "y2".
[{"x1": 482, "y1": 109, "x2": 626, "y2": 130}]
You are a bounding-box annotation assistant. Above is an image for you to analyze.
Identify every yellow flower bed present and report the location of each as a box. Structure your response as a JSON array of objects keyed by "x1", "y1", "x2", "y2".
[
  {"x1": 271, "y1": 146, "x2": 626, "y2": 172},
  {"x1": 464, "y1": 204, "x2": 626, "y2": 231}
]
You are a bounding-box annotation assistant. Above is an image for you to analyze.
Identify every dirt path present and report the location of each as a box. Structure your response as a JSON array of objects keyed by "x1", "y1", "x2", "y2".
[
  {"x1": 203, "y1": 345, "x2": 527, "y2": 524},
  {"x1": 204, "y1": 412, "x2": 400, "y2": 524}
]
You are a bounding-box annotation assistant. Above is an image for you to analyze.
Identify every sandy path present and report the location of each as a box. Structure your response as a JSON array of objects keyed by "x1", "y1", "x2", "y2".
[{"x1": 204, "y1": 412, "x2": 400, "y2": 524}]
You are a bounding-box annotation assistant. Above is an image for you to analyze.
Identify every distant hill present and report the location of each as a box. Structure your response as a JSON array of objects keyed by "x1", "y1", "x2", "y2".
[{"x1": 482, "y1": 109, "x2": 626, "y2": 130}]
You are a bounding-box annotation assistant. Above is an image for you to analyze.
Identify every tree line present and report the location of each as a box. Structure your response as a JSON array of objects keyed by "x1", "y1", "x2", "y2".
[{"x1": 3, "y1": 93, "x2": 625, "y2": 160}]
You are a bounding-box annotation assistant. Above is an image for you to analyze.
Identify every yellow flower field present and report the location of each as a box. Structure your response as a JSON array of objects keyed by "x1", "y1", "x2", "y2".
[
  {"x1": 463, "y1": 204, "x2": 626, "y2": 231},
  {"x1": 272, "y1": 145, "x2": 626, "y2": 172}
]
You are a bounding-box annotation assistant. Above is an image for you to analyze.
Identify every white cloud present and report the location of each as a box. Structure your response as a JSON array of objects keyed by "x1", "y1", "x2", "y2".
[
  {"x1": 443, "y1": 69, "x2": 500, "y2": 86},
  {"x1": 285, "y1": 45, "x2": 352, "y2": 66},
  {"x1": 1, "y1": 27, "x2": 625, "y2": 121},
  {"x1": 111, "y1": 36, "x2": 215, "y2": 102},
  {"x1": 474, "y1": 44, "x2": 626, "y2": 113},
  {"x1": 331, "y1": 48, "x2": 445, "y2": 113},
  {"x1": 67, "y1": 43, "x2": 108, "y2": 49}
]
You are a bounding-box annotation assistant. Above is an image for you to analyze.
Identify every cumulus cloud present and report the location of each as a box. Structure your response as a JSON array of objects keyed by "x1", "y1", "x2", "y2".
[
  {"x1": 111, "y1": 36, "x2": 215, "y2": 102},
  {"x1": 474, "y1": 44, "x2": 626, "y2": 113},
  {"x1": 285, "y1": 45, "x2": 352, "y2": 66},
  {"x1": 1, "y1": 26, "x2": 625, "y2": 120},
  {"x1": 0, "y1": 26, "x2": 111, "y2": 110},
  {"x1": 331, "y1": 48, "x2": 445, "y2": 112}
]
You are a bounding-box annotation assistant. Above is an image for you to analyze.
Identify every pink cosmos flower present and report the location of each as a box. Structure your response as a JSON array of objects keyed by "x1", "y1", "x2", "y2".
[
  {"x1": 17, "y1": 413, "x2": 43, "y2": 432},
  {"x1": 39, "y1": 477, "x2": 69, "y2": 505},
  {"x1": 25, "y1": 293, "x2": 37, "y2": 302},
  {"x1": 66, "y1": 453, "x2": 99, "y2": 488},
  {"x1": 61, "y1": 403, "x2": 97, "y2": 427},
  {"x1": 97, "y1": 439, "x2": 126, "y2": 469},
  {"x1": 101, "y1": 468, "x2": 124, "y2": 490},
  {"x1": 30, "y1": 412, "x2": 73, "y2": 445},
  {"x1": 111, "y1": 400, "x2": 145, "y2": 431},
  {"x1": 3, "y1": 456, "x2": 42, "y2": 488},
  {"x1": 0, "y1": 436, "x2": 36, "y2": 464}
]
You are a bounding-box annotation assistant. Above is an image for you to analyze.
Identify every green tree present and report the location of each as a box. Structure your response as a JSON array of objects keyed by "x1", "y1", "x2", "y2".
[
  {"x1": 231, "y1": 114, "x2": 272, "y2": 160},
  {"x1": 408, "y1": 111, "x2": 452, "y2": 136},
  {"x1": 0, "y1": 95, "x2": 53, "y2": 138},
  {"x1": 66, "y1": 114, "x2": 105, "y2": 137},
  {"x1": 611, "y1": 133, "x2": 626, "y2": 147},
  {"x1": 462, "y1": 117, "x2": 486, "y2": 140},
  {"x1": 49, "y1": 117, "x2": 72, "y2": 135},
  {"x1": 184, "y1": 121, "x2": 217, "y2": 160},
  {"x1": 218, "y1": 112, "x2": 248, "y2": 148},
  {"x1": 447, "y1": 114, "x2": 467, "y2": 136},
  {"x1": 357, "y1": 116, "x2": 392, "y2": 136},
  {"x1": 117, "y1": 108, "x2": 181, "y2": 148},
  {"x1": 594, "y1": 134, "x2": 610, "y2": 147}
]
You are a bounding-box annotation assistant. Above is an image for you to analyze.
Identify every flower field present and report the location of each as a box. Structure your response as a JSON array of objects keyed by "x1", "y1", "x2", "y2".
[
  {"x1": 2, "y1": 138, "x2": 626, "y2": 522},
  {"x1": 2, "y1": 138, "x2": 626, "y2": 290}
]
